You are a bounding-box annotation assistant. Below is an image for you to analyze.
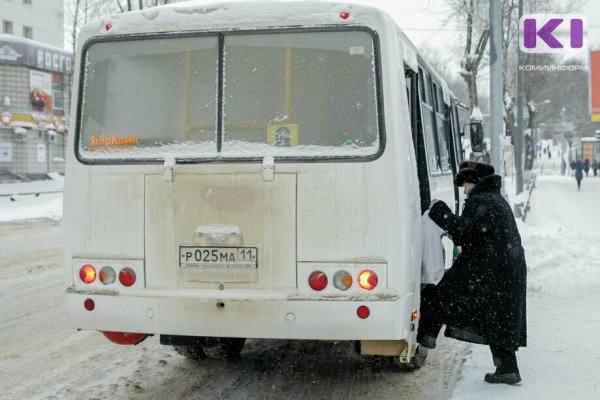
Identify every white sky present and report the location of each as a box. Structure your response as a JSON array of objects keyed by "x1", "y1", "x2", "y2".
[
  {"x1": 363, "y1": 0, "x2": 600, "y2": 62},
  {"x1": 356, "y1": 0, "x2": 454, "y2": 46}
]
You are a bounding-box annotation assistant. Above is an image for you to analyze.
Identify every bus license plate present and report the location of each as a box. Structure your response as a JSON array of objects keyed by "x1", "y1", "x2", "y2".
[{"x1": 179, "y1": 246, "x2": 258, "y2": 269}]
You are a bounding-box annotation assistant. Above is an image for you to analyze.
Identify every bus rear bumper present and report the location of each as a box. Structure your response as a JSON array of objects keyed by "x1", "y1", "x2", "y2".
[{"x1": 65, "y1": 289, "x2": 418, "y2": 341}]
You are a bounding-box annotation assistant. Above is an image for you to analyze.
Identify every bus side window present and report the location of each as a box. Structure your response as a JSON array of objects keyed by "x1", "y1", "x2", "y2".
[
  {"x1": 405, "y1": 72, "x2": 412, "y2": 117},
  {"x1": 445, "y1": 101, "x2": 465, "y2": 215},
  {"x1": 410, "y1": 68, "x2": 431, "y2": 213},
  {"x1": 419, "y1": 70, "x2": 439, "y2": 175},
  {"x1": 434, "y1": 85, "x2": 451, "y2": 174},
  {"x1": 449, "y1": 101, "x2": 463, "y2": 167}
]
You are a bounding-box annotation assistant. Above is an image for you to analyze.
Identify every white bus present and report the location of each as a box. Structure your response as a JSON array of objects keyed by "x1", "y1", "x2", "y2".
[{"x1": 64, "y1": 0, "x2": 466, "y2": 367}]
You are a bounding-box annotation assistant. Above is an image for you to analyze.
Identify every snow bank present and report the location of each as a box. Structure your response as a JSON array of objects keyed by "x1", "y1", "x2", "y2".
[
  {"x1": 0, "y1": 175, "x2": 64, "y2": 222},
  {"x1": 0, "y1": 194, "x2": 62, "y2": 222}
]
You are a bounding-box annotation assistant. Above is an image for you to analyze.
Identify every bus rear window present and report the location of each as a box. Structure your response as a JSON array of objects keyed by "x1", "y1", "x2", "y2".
[
  {"x1": 79, "y1": 37, "x2": 219, "y2": 160},
  {"x1": 77, "y1": 29, "x2": 382, "y2": 162}
]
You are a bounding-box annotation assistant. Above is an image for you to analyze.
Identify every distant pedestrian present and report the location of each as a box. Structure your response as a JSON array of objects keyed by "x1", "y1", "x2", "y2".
[
  {"x1": 573, "y1": 159, "x2": 584, "y2": 190},
  {"x1": 418, "y1": 161, "x2": 527, "y2": 386},
  {"x1": 593, "y1": 161, "x2": 598, "y2": 177},
  {"x1": 561, "y1": 158, "x2": 566, "y2": 176},
  {"x1": 584, "y1": 159, "x2": 590, "y2": 176}
]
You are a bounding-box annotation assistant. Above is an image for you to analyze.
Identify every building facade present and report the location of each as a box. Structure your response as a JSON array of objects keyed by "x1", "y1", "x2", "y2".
[
  {"x1": 1, "y1": 0, "x2": 64, "y2": 48},
  {"x1": 0, "y1": 0, "x2": 71, "y2": 176}
]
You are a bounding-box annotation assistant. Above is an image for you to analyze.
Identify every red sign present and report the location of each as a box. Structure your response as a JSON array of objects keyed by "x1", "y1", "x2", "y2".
[{"x1": 592, "y1": 50, "x2": 600, "y2": 122}]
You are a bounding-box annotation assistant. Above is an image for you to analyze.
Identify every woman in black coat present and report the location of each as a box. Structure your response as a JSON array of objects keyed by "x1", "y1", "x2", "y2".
[{"x1": 417, "y1": 161, "x2": 527, "y2": 385}]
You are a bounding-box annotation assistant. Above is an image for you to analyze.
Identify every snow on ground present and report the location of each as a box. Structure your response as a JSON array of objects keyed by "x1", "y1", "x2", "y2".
[
  {"x1": 451, "y1": 152, "x2": 600, "y2": 399},
  {"x1": 0, "y1": 174, "x2": 63, "y2": 222}
]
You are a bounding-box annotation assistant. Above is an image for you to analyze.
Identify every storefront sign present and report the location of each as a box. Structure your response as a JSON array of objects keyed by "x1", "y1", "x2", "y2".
[{"x1": 0, "y1": 37, "x2": 73, "y2": 74}]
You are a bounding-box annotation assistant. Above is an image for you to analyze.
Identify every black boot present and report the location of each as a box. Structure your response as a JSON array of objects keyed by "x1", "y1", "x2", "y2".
[
  {"x1": 487, "y1": 344, "x2": 521, "y2": 385},
  {"x1": 417, "y1": 334, "x2": 437, "y2": 349},
  {"x1": 484, "y1": 371, "x2": 522, "y2": 385}
]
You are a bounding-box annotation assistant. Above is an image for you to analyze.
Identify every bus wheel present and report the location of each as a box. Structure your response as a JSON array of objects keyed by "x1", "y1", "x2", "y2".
[
  {"x1": 396, "y1": 345, "x2": 428, "y2": 371},
  {"x1": 174, "y1": 345, "x2": 208, "y2": 360},
  {"x1": 174, "y1": 337, "x2": 246, "y2": 360},
  {"x1": 201, "y1": 337, "x2": 246, "y2": 360}
]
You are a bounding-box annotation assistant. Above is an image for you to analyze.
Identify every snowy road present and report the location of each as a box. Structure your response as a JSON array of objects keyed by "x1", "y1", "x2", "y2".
[{"x1": 0, "y1": 218, "x2": 467, "y2": 400}]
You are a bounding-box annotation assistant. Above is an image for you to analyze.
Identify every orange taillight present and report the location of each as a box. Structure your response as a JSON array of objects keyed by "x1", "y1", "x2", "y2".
[
  {"x1": 99, "y1": 266, "x2": 116, "y2": 285},
  {"x1": 333, "y1": 270, "x2": 353, "y2": 291}
]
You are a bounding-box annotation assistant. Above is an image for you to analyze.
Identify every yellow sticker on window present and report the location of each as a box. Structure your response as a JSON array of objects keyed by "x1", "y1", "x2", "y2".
[{"x1": 267, "y1": 124, "x2": 298, "y2": 147}]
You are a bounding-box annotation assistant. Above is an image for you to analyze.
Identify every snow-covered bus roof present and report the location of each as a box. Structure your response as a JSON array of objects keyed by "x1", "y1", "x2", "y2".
[{"x1": 80, "y1": 1, "x2": 392, "y2": 36}]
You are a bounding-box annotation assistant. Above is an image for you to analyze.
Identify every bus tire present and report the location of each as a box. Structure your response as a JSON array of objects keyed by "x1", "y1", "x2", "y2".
[
  {"x1": 174, "y1": 337, "x2": 246, "y2": 360},
  {"x1": 174, "y1": 345, "x2": 208, "y2": 360},
  {"x1": 397, "y1": 345, "x2": 428, "y2": 372},
  {"x1": 201, "y1": 337, "x2": 246, "y2": 360}
]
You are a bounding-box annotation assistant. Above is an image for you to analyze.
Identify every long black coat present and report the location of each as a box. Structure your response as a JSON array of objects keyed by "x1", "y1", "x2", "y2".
[{"x1": 423, "y1": 175, "x2": 527, "y2": 350}]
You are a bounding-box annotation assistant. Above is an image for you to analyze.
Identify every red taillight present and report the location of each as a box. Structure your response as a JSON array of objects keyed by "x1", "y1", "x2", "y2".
[
  {"x1": 84, "y1": 298, "x2": 95, "y2": 311},
  {"x1": 358, "y1": 270, "x2": 378, "y2": 290},
  {"x1": 357, "y1": 305, "x2": 370, "y2": 319},
  {"x1": 102, "y1": 331, "x2": 148, "y2": 345},
  {"x1": 308, "y1": 271, "x2": 328, "y2": 291},
  {"x1": 340, "y1": 11, "x2": 350, "y2": 19},
  {"x1": 79, "y1": 264, "x2": 96, "y2": 284},
  {"x1": 119, "y1": 267, "x2": 136, "y2": 287}
]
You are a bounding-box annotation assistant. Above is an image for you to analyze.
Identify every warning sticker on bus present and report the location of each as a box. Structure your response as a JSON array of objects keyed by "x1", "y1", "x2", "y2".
[{"x1": 179, "y1": 246, "x2": 258, "y2": 269}]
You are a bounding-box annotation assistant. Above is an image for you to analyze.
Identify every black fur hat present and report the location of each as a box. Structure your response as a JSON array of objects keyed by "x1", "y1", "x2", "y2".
[{"x1": 454, "y1": 161, "x2": 495, "y2": 186}]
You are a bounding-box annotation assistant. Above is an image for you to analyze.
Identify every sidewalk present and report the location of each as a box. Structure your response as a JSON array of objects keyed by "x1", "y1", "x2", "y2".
[{"x1": 450, "y1": 174, "x2": 600, "y2": 399}]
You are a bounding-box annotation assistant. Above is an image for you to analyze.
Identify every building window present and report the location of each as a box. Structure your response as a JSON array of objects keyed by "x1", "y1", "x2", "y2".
[
  {"x1": 23, "y1": 0, "x2": 33, "y2": 6},
  {"x1": 51, "y1": 134, "x2": 65, "y2": 160},
  {"x1": 23, "y1": 26, "x2": 33, "y2": 39},
  {"x1": 2, "y1": 20, "x2": 13, "y2": 35},
  {"x1": 52, "y1": 89, "x2": 64, "y2": 110}
]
